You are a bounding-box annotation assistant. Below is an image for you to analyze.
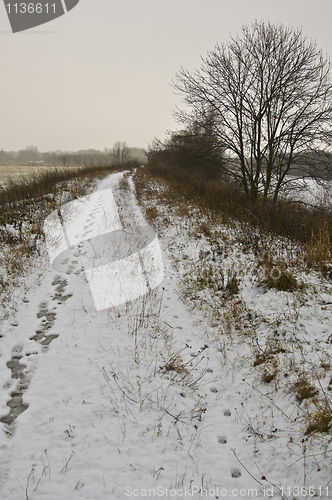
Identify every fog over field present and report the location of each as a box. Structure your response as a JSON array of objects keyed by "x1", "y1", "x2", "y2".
[{"x1": 1, "y1": 0, "x2": 332, "y2": 152}]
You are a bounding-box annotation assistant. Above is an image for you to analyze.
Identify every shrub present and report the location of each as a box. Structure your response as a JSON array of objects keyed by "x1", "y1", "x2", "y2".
[
  {"x1": 305, "y1": 403, "x2": 332, "y2": 434},
  {"x1": 260, "y1": 270, "x2": 298, "y2": 292}
]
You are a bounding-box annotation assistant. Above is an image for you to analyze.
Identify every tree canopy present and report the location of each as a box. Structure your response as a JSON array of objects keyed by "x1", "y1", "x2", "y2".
[{"x1": 173, "y1": 21, "x2": 332, "y2": 202}]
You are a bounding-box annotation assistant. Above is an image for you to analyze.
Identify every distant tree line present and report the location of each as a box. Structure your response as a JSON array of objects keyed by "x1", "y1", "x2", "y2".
[{"x1": 0, "y1": 143, "x2": 147, "y2": 167}]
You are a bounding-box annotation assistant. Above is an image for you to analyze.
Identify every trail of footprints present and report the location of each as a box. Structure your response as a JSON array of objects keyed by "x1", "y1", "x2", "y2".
[
  {"x1": 1, "y1": 193, "x2": 242, "y2": 479},
  {"x1": 0, "y1": 197, "x2": 102, "y2": 430},
  {"x1": 0, "y1": 276, "x2": 72, "y2": 429}
]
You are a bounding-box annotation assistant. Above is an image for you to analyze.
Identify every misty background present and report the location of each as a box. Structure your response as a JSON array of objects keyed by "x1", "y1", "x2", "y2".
[
  {"x1": 0, "y1": 144, "x2": 147, "y2": 166},
  {"x1": 1, "y1": 0, "x2": 332, "y2": 153}
]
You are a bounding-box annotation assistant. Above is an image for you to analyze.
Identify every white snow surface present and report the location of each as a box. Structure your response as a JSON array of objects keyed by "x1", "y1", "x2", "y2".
[
  {"x1": 0, "y1": 172, "x2": 331, "y2": 499},
  {"x1": 44, "y1": 182, "x2": 164, "y2": 311}
]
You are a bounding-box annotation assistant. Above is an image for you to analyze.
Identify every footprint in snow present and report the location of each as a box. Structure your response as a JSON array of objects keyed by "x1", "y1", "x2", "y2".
[
  {"x1": 231, "y1": 468, "x2": 241, "y2": 478},
  {"x1": 1, "y1": 274, "x2": 73, "y2": 430},
  {"x1": 6, "y1": 355, "x2": 27, "y2": 379},
  {"x1": 51, "y1": 276, "x2": 72, "y2": 303},
  {"x1": 0, "y1": 391, "x2": 29, "y2": 425},
  {"x1": 41, "y1": 334, "x2": 59, "y2": 348},
  {"x1": 0, "y1": 347, "x2": 30, "y2": 426}
]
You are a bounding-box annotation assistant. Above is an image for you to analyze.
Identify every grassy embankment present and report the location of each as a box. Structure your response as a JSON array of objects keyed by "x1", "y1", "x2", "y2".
[
  {"x1": 0, "y1": 164, "x2": 128, "y2": 302},
  {"x1": 135, "y1": 160, "x2": 332, "y2": 275},
  {"x1": 134, "y1": 160, "x2": 332, "y2": 438}
]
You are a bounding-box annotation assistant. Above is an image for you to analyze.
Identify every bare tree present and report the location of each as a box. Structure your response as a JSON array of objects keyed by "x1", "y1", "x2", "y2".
[
  {"x1": 59, "y1": 154, "x2": 70, "y2": 167},
  {"x1": 110, "y1": 141, "x2": 131, "y2": 165},
  {"x1": 173, "y1": 21, "x2": 332, "y2": 202}
]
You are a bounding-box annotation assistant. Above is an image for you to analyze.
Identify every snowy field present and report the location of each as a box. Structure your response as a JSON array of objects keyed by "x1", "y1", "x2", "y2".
[
  {"x1": 280, "y1": 177, "x2": 332, "y2": 208},
  {"x1": 0, "y1": 165, "x2": 87, "y2": 188},
  {"x1": 0, "y1": 171, "x2": 331, "y2": 499}
]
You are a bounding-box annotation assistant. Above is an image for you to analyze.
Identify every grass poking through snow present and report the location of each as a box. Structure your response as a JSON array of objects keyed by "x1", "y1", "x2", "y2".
[{"x1": 134, "y1": 162, "x2": 332, "y2": 485}]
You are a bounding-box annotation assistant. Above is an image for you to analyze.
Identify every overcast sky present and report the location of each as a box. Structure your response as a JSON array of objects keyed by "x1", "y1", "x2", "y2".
[{"x1": 1, "y1": 0, "x2": 332, "y2": 152}]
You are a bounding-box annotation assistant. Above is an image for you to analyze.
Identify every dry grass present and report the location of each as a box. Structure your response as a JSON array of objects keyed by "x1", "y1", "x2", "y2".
[
  {"x1": 134, "y1": 161, "x2": 332, "y2": 445},
  {"x1": 259, "y1": 269, "x2": 299, "y2": 292},
  {"x1": 0, "y1": 164, "x2": 87, "y2": 187},
  {"x1": 292, "y1": 376, "x2": 319, "y2": 403},
  {"x1": 306, "y1": 222, "x2": 332, "y2": 273},
  {"x1": 134, "y1": 160, "x2": 332, "y2": 273},
  {"x1": 305, "y1": 403, "x2": 332, "y2": 434},
  {"x1": 253, "y1": 339, "x2": 286, "y2": 367},
  {"x1": 0, "y1": 164, "x2": 128, "y2": 298},
  {"x1": 161, "y1": 353, "x2": 190, "y2": 376}
]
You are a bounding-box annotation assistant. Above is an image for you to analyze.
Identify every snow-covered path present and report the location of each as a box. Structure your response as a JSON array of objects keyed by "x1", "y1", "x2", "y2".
[{"x1": 1, "y1": 172, "x2": 325, "y2": 499}]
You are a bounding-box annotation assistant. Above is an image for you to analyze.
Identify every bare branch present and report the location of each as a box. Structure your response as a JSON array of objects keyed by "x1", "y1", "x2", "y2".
[{"x1": 172, "y1": 21, "x2": 332, "y2": 202}]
